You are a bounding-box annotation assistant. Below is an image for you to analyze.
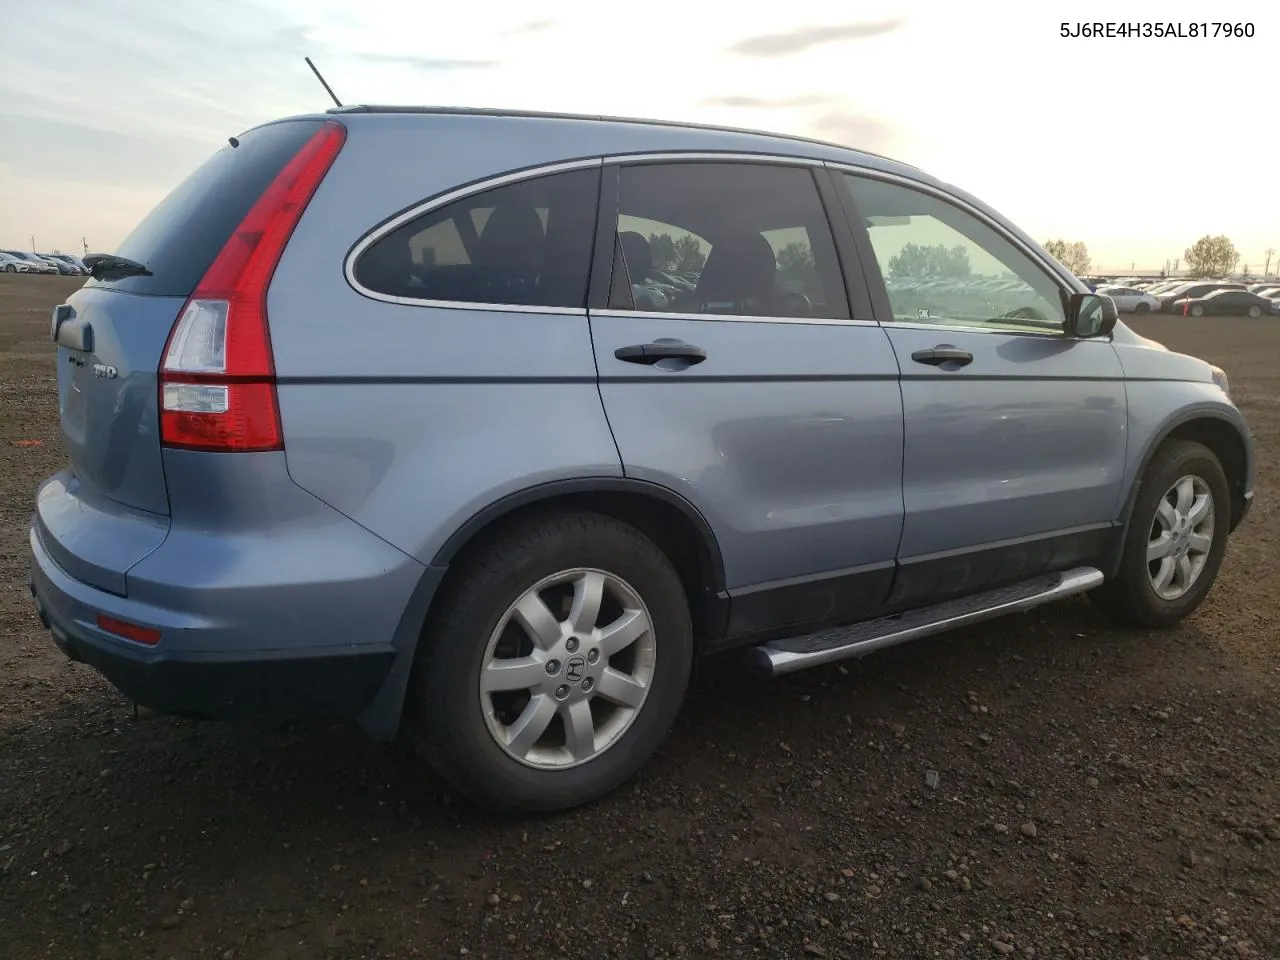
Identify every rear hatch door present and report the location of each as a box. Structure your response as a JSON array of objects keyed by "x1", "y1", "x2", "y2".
[{"x1": 43, "y1": 119, "x2": 331, "y2": 590}]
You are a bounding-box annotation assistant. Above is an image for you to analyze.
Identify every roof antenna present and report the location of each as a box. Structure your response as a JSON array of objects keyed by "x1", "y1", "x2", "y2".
[{"x1": 305, "y1": 56, "x2": 343, "y2": 108}]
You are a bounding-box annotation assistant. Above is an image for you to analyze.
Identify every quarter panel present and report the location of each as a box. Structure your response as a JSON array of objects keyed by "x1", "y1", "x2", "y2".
[
  {"x1": 275, "y1": 377, "x2": 623, "y2": 564},
  {"x1": 268, "y1": 120, "x2": 624, "y2": 565}
]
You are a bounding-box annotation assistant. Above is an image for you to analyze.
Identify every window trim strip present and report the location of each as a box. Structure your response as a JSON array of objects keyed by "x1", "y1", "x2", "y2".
[
  {"x1": 343, "y1": 157, "x2": 604, "y2": 314},
  {"x1": 342, "y1": 150, "x2": 1087, "y2": 328}
]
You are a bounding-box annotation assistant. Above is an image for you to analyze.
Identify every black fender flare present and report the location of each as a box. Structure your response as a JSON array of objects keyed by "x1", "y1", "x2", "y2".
[
  {"x1": 427, "y1": 477, "x2": 727, "y2": 590},
  {"x1": 1105, "y1": 407, "x2": 1252, "y2": 578}
]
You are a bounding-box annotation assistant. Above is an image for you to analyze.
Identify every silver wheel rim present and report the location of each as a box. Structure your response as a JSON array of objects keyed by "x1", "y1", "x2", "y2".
[
  {"x1": 1146, "y1": 475, "x2": 1215, "y2": 601},
  {"x1": 478, "y1": 568, "x2": 656, "y2": 770},
  {"x1": 1248, "y1": 307, "x2": 1260, "y2": 318}
]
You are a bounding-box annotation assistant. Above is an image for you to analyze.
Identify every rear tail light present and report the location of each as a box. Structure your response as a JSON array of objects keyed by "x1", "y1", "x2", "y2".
[{"x1": 159, "y1": 121, "x2": 346, "y2": 451}]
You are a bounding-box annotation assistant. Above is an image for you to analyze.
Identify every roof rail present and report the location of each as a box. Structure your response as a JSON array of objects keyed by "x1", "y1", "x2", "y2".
[{"x1": 327, "y1": 104, "x2": 920, "y2": 171}]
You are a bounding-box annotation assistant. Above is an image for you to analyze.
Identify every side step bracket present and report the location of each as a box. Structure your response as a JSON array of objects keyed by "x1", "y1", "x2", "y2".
[{"x1": 747, "y1": 566, "x2": 1104, "y2": 677}]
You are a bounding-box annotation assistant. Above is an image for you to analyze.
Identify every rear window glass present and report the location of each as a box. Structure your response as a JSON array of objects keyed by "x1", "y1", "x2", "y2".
[
  {"x1": 353, "y1": 166, "x2": 601, "y2": 310},
  {"x1": 88, "y1": 119, "x2": 328, "y2": 297}
]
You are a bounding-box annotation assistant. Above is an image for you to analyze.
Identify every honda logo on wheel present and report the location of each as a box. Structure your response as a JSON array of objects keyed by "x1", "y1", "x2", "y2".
[{"x1": 565, "y1": 657, "x2": 585, "y2": 683}]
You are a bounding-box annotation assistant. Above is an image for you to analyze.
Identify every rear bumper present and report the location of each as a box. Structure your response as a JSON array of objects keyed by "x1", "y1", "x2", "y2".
[{"x1": 29, "y1": 525, "x2": 398, "y2": 721}]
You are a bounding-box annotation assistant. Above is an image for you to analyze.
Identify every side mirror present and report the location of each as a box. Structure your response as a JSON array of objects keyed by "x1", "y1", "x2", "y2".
[{"x1": 1067, "y1": 292, "x2": 1118, "y2": 338}]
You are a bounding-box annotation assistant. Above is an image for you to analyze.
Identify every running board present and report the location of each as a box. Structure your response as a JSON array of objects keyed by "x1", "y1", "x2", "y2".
[{"x1": 746, "y1": 566, "x2": 1104, "y2": 678}]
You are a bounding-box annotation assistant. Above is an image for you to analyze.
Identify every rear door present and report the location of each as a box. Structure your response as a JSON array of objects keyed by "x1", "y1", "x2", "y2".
[
  {"x1": 588, "y1": 158, "x2": 905, "y2": 643},
  {"x1": 833, "y1": 170, "x2": 1127, "y2": 607}
]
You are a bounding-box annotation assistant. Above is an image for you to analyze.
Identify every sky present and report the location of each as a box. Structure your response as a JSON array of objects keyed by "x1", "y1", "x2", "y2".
[{"x1": 1, "y1": 0, "x2": 1276, "y2": 272}]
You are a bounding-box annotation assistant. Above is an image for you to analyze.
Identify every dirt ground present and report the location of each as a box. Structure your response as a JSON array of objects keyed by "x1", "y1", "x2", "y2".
[{"x1": 0, "y1": 274, "x2": 1276, "y2": 960}]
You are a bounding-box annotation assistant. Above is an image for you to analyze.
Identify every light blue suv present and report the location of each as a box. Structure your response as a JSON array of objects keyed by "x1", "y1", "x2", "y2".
[{"x1": 29, "y1": 107, "x2": 1254, "y2": 813}]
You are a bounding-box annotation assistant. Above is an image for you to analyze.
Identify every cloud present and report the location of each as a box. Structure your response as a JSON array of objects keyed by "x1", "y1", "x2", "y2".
[
  {"x1": 0, "y1": 113, "x2": 213, "y2": 188},
  {"x1": 807, "y1": 108, "x2": 899, "y2": 154},
  {"x1": 349, "y1": 52, "x2": 499, "y2": 70},
  {"x1": 509, "y1": 19, "x2": 556, "y2": 35},
  {"x1": 728, "y1": 19, "x2": 906, "y2": 56},
  {"x1": 700, "y1": 94, "x2": 839, "y2": 109}
]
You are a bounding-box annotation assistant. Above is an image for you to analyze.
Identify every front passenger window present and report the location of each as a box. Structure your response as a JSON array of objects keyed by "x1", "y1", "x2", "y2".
[{"x1": 840, "y1": 174, "x2": 1066, "y2": 334}]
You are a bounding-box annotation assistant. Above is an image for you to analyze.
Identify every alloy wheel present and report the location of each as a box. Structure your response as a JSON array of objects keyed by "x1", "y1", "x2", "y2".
[{"x1": 478, "y1": 568, "x2": 656, "y2": 769}]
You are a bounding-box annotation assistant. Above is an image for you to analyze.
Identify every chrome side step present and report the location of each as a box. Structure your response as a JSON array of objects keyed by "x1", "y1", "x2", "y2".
[{"x1": 746, "y1": 566, "x2": 1104, "y2": 678}]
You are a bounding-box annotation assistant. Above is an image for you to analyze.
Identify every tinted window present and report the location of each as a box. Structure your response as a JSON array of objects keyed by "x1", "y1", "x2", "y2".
[
  {"x1": 354, "y1": 167, "x2": 601, "y2": 309},
  {"x1": 609, "y1": 162, "x2": 849, "y2": 320},
  {"x1": 841, "y1": 174, "x2": 1066, "y2": 334},
  {"x1": 89, "y1": 119, "x2": 329, "y2": 297}
]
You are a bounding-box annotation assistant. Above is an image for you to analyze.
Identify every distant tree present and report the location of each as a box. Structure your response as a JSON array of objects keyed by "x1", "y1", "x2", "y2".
[
  {"x1": 648, "y1": 233, "x2": 678, "y2": 272},
  {"x1": 888, "y1": 242, "x2": 972, "y2": 278},
  {"x1": 775, "y1": 241, "x2": 817, "y2": 288},
  {"x1": 1043, "y1": 239, "x2": 1091, "y2": 274},
  {"x1": 1183, "y1": 235, "x2": 1238, "y2": 277},
  {"x1": 1242, "y1": 264, "x2": 1250, "y2": 276},
  {"x1": 673, "y1": 234, "x2": 706, "y2": 273}
]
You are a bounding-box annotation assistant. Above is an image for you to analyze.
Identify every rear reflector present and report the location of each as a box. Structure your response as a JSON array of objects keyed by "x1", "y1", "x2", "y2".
[
  {"x1": 97, "y1": 615, "x2": 162, "y2": 646},
  {"x1": 159, "y1": 120, "x2": 346, "y2": 451}
]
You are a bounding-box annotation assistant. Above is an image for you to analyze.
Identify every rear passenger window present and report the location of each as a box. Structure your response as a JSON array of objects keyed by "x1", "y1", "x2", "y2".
[
  {"x1": 609, "y1": 162, "x2": 850, "y2": 320},
  {"x1": 354, "y1": 166, "x2": 601, "y2": 309}
]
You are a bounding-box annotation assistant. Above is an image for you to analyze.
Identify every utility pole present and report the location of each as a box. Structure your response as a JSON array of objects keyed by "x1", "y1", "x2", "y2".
[
  {"x1": 1265, "y1": 247, "x2": 1275, "y2": 278},
  {"x1": 30, "y1": 235, "x2": 36, "y2": 253},
  {"x1": 82, "y1": 236, "x2": 89, "y2": 256}
]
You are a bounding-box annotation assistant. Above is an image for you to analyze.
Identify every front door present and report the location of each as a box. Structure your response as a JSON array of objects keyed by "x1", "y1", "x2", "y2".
[
  {"x1": 589, "y1": 159, "x2": 905, "y2": 643},
  {"x1": 835, "y1": 171, "x2": 1128, "y2": 607}
]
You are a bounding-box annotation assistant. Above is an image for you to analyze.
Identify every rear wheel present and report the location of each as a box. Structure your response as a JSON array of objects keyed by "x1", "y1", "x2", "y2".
[
  {"x1": 407, "y1": 511, "x2": 693, "y2": 813},
  {"x1": 1247, "y1": 305, "x2": 1261, "y2": 318},
  {"x1": 1133, "y1": 301, "x2": 1150, "y2": 314},
  {"x1": 1190, "y1": 304, "x2": 1205, "y2": 317},
  {"x1": 1091, "y1": 440, "x2": 1230, "y2": 628}
]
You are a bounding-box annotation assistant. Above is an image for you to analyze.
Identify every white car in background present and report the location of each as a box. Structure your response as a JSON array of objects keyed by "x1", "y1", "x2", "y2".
[
  {"x1": 0, "y1": 251, "x2": 40, "y2": 273},
  {"x1": 0, "y1": 250, "x2": 58, "y2": 274},
  {"x1": 1097, "y1": 284, "x2": 1161, "y2": 314}
]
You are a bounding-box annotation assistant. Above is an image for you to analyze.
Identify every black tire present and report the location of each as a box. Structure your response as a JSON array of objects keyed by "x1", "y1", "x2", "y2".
[
  {"x1": 1133, "y1": 301, "x2": 1150, "y2": 314},
  {"x1": 406, "y1": 510, "x2": 693, "y2": 814},
  {"x1": 1091, "y1": 440, "x2": 1230, "y2": 629}
]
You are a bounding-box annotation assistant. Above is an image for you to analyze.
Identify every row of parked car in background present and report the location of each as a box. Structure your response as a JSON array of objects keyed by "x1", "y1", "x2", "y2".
[
  {"x1": 0, "y1": 250, "x2": 89, "y2": 276},
  {"x1": 1083, "y1": 275, "x2": 1280, "y2": 318}
]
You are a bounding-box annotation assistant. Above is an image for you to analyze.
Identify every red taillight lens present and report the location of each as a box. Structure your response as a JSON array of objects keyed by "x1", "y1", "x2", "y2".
[
  {"x1": 160, "y1": 121, "x2": 346, "y2": 451},
  {"x1": 97, "y1": 615, "x2": 162, "y2": 646}
]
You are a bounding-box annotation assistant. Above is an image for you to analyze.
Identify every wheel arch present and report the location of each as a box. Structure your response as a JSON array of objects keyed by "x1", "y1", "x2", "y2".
[
  {"x1": 358, "y1": 478, "x2": 731, "y2": 741},
  {"x1": 429, "y1": 478, "x2": 726, "y2": 586},
  {"x1": 1119, "y1": 409, "x2": 1251, "y2": 540}
]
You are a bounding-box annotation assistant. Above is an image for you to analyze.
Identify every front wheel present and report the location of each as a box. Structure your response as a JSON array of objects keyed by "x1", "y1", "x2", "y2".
[
  {"x1": 1190, "y1": 304, "x2": 1205, "y2": 317},
  {"x1": 1133, "y1": 301, "x2": 1151, "y2": 314},
  {"x1": 407, "y1": 511, "x2": 693, "y2": 813},
  {"x1": 2, "y1": 264, "x2": 14, "y2": 273},
  {"x1": 1247, "y1": 305, "x2": 1261, "y2": 319},
  {"x1": 1091, "y1": 440, "x2": 1230, "y2": 628}
]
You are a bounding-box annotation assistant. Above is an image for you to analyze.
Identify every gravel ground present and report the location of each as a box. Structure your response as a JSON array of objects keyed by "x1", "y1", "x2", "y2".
[{"x1": 0, "y1": 274, "x2": 1276, "y2": 960}]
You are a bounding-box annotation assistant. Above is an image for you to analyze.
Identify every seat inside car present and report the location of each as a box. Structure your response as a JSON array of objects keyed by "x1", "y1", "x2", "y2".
[
  {"x1": 475, "y1": 203, "x2": 547, "y2": 303},
  {"x1": 618, "y1": 231, "x2": 668, "y2": 310},
  {"x1": 694, "y1": 229, "x2": 811, "y2": 317}
]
